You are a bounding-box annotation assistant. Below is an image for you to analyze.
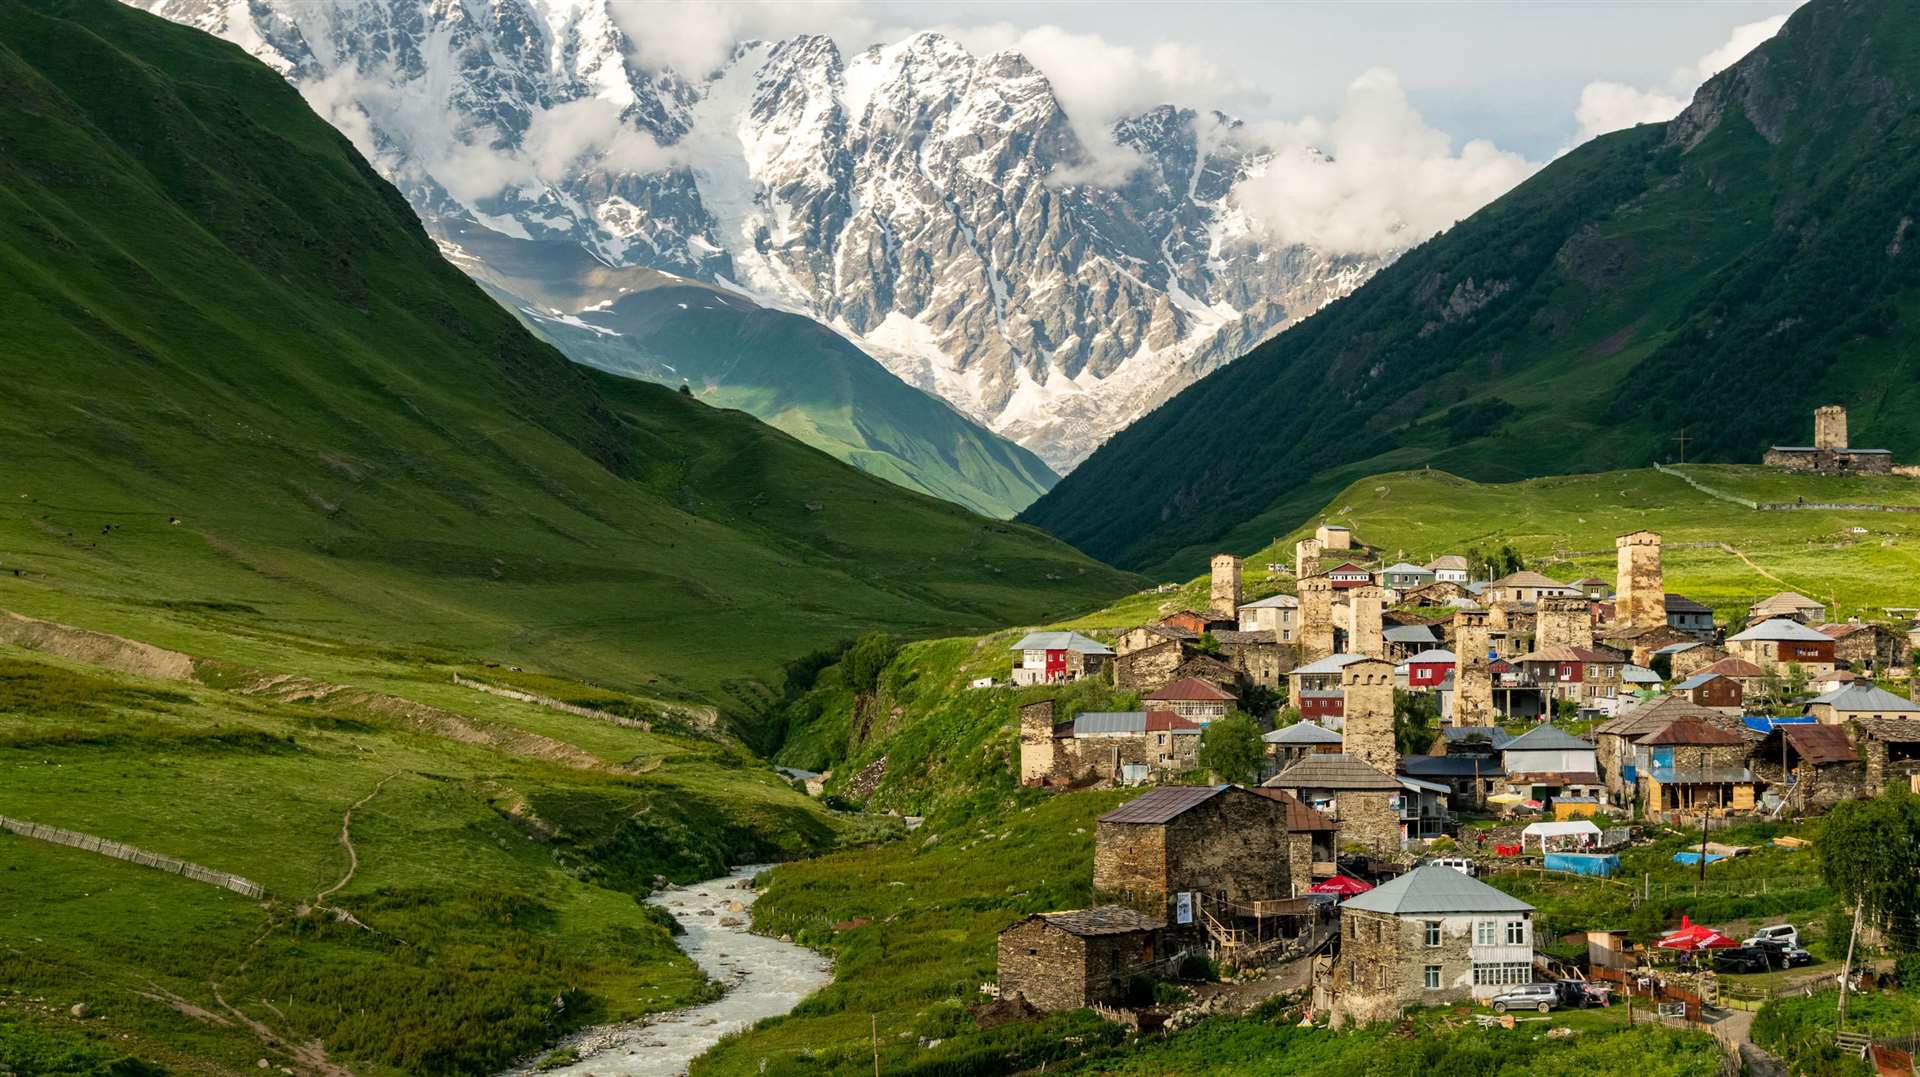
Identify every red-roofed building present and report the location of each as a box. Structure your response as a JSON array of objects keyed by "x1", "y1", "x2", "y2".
[
  {"x1": 1144, "y1": 677, "x2": 1237, "y2": 722},
  {"x1": 1325, "y1": 563, "x2": 1373, "y2": 590}
]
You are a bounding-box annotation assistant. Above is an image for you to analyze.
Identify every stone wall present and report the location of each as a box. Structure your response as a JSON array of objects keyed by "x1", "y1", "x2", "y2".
[
  {"x1": 1537, "y1": 598, "x2": 1593, "y2": 650},
  {"x1": 1094, "y1": 788, "x2": 1297, "y2": 915},
  {"x1": 1336, "y1": 791, "x2": 1402, "y2": 856},
  {"x1": 1341, "y1": 659, "x2": 1398, "y2": 777},
  {"x1": 1116, "y1": 640, "x2": 1185, "y2": 693},
  {"x1": 1349, "y1": 586, "x2": 1386, "y2": 659},
  {"x1": 1333, "y1": 910, "x2": 1531, "y2": 1025},
  {"x1": 1299, "y1": 578, "x2": 1336, "y2": 664},
  {"x1": 1615, "y1": 531, "x2": 1666, "y2": 632},
  {"x1": 1453, "y1": 610, "x2": 1494, "y2": 727},
  {"x1": 997, "y1": 920, "x2": 1155, "y2": 1011},
  {"x1": 1815, "y1": 404, "x2": 1848, "y2": 451},
  {"x1": 1218, "y1": 639, "x2": 1294, "y2": 689},
  {"x1": 1671, "y1": 646, "x2": 1729, "y2": 680},
  {"x1": 1211, "y1": 554, "x2": 1243, "y2": 618},
  {"x1": 1020, "y1": 700, "x2": 1057, "y2": 784}
]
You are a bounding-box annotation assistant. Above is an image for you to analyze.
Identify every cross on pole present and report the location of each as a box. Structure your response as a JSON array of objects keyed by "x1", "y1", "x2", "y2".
[{"x1": 1673, "y1": 428, "x2": 1692, "y2": 464}]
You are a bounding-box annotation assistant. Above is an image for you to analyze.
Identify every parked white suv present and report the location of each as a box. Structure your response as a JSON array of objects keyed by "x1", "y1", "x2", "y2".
[
  {"x1": 1489, "y1": 983, "x2": 1560, "y2": 1013},
  {"x1": 1744, "y1": 924, "x2": 1800, "y2": 949},
  {"x1": 1427, "y1": 856, "x2": 1478, "y2": 878}
]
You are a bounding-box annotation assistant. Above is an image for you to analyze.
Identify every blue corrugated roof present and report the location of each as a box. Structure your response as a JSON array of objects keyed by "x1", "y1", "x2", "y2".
[{"x1": 1743, "y1": 715, "x2": 1817, "y2": 733}]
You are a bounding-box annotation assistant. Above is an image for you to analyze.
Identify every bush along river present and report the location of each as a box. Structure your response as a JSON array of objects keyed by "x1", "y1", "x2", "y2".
[{"x1": 508, "y1": 865, "x2": 830, "y2": 1076}]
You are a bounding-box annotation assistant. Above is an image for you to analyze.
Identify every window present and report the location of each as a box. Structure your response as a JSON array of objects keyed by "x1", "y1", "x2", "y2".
[
  {"x1": 1506, "y1": 920, "x2": 1527, "y2": 946},
  {"x1": 1472, "y1": 962, "x2": 1532, "y2": 986},
  {"x1": 1424, "y1": 965, "x2": 1441, "y2": 990},
  {"x1": 1375, "y1": 920, "x2": 1385, "y2": 942},
  {"x1": 1474, "y1": 920, "x2": 1497, "y2": 946},
  {"x1": 1377, "y1": 967, "x2": 1388, "y2": 990},
  {"x1": 1425, "y1": 921, "x2": 1441, "y2": 947}
]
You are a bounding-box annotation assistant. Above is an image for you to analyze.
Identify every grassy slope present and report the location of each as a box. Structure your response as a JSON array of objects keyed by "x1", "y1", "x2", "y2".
[
  {"x1": 778, "y1": 464, "x2": 1920, "y2": 819},
  {"x1": 440, "y1": 218, "x2": 1059, "y2": 519},
  {"x1": 0, "y1": 637, "x2": 850, "y2": 1075},
  {"x1": 0, "y1": 0, "x2": 1136, "y2": 742},
  {"x1": 1023, "y1": 0, "x2": 1920, "y2": 575}
]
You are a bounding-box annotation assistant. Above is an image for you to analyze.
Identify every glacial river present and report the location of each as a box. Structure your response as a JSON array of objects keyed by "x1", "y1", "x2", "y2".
[{"x1": 510, "y1": 865, "x2": 831, "y2": 1077}]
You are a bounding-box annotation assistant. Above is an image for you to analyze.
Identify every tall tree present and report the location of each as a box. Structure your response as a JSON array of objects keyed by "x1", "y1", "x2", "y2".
[
  {"x1": 1198, "y1": 712, "x2": 1264, "y2": 786},
  {"x1": 1818, "y1": 787, "x2": 1920, "y2": 952}
]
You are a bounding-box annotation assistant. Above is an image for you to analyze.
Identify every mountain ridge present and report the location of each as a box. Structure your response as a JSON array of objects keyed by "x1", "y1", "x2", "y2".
[{"x1": 1021, "y1": 0, "x2": 1920, "y2": 574}]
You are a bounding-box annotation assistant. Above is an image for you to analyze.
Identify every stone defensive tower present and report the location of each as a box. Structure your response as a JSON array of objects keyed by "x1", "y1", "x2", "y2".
[
  {"x1": 1536, "y1": 597, "x2": 1593, "y2": 651},
  {"x1": 1209, "y1": 554, "x2": 1243, "y2": 618},
  {"x1": 1295, "y1": 537, "x2": 1324, "y2": 581},
  {"x1": 1814, "y1": 404, "x2": 1848, "y2": 451},
  {"x1": 1614, "y1": 530, "x2": 1666, "y2": 632},
  {"x1": 1452, "y1": 609, "x2": 1494, "y2": 727},
  {"x1": 1349, "y1": 585, "x2": 1386, "y2": 659},
  {"x1": 1298, "y1": 577, "x2": 1337, "y2": 663},
  {"x1": 1018, "y1": 700, "x2": 1057, "y2": 785},
  {"x1": 1340, "y1": 658, "x2": 1398, "y2": 777}
]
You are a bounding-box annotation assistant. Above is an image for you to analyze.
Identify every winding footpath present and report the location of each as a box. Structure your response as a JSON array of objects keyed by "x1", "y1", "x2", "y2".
[{"x1": 507, "y1": 866, "x2": 830, "y2": 1077}]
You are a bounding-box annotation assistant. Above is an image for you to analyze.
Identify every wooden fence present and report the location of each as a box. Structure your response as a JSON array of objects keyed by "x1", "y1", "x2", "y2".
[
  {"x1": 451, "y1": 673, "x2": 651, "y2": 731},
  {"x1": 0, "y1": 815, "x2": 265, "y2": 899}
]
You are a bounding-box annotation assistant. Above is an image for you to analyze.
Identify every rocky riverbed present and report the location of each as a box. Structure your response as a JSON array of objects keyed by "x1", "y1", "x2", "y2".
[{"x1": 506, "y1": 865, "x2": 830, "y2": 1076}]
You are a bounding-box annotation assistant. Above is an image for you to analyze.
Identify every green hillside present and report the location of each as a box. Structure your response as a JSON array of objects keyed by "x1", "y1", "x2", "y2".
[
  {"x1": 0, "y1": 0, "x2": 1136, "y2": 743},
  {"x1": 437, "y1": 219, "x2": 1059, "y2": 519},
  {"x1": 1022, "y1": 0, "x2": 1920, "y2": 575}
]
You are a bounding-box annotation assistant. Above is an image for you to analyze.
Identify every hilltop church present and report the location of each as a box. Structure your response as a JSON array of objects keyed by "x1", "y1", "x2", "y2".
[{"x1": 1763, "y1": 405, "x2": 1896, "y2": 474}]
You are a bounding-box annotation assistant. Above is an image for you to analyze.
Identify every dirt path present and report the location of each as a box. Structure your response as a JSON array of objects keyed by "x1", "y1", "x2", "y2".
[{"x1": 316, "y1": 771, "x2": 399, "y2": 906}]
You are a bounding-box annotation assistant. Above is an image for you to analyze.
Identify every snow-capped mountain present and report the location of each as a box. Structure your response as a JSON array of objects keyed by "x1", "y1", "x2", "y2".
[{"x1": 134, "y1": 0, "x2": 1387, "y2": 470}]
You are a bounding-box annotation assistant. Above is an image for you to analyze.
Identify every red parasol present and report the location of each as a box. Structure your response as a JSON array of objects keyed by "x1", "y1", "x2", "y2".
[
  {"x1": 1310, "y1": 875, "x2": 1374, "y2": 897},
  {"x1": 1657, "y1": 914, "x2": 1739, "y2": 951}
]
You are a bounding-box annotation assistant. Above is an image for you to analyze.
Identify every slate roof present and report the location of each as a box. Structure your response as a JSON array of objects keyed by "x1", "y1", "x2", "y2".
[
  {"x1": 1665, "y1": 594, "x2": 1713, "y2": 614},
  {"x1": 1010, "y1": 631, "x2": 1113, "y2": 654},
  {"x1": 1248, "y1": 787, "x2": 1339, "y2": 831},
  {"x1": 1425, "y1": 555, "x2": 1469, "y2": 572},
  {"x1": 1292, "y1": 653, "x2": 1367, "y2": 676},
  {"x1": 1145, "y1": 677, "x2": 1236, "y2": 702},
  {"x1": 1639, "y1": 714, "x2": 1748, "y2": 747},
  {"x1": 1263, "y1": 754, "x2": 1402, "y2": 791},
  {"x1": 1731, "y1": 618, "x2": 1832, "y2": 643},
  {"x1": 1098, "y1": 785, "x2": 1231, "y2": 824},
  {"x1": 1854, "y1": 718, "x2": 1920, "y2": 742},
  {"x1": 1750, "y1": 592, "x2": 1825, "y2": 616},
  {"x1": 1502, "y1": 725, "x2": 1596, "y2": 752},
  {"x1": 1781, "y1": 723, "x2": 1858, "y2": 766},
  {"x1": 1036, "y1": 906, "x2": 1164, "y2": 936},
  {"x1": 1211, "y1": 629, "x2": 1278, "y2": 646},
  {"x1": 1808, "y1": 684, "x2": 1920, "y2": 714},
  {"x1": 1593, "y1": 694, "x2": 1740, "y2": 738},
  {"x1": 1263, "y1": 722, "x2": 1344, "y2": 745},
  {"x1": 1342, "y1": 864, "x2": 1534, "y2": 916}
]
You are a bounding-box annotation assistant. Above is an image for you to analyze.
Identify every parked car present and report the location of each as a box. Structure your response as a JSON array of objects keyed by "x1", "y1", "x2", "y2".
[
  {"x1": 1712, "y1": 947, "x2": 1779, "y2": 975},
  {"x1": 1490, "y1": 983, "x2": 1560, "y2": 1013},
  {"x1": 1427, "y1": 856, "x2": 1478, "y2": 878},
  {"x1": 1749, "y1": 938, "x2": 1816, "y2": 968},
  {"x1": 1552, "y1": 979, "x2": 1602, "y2": 1007},
  {"x1": 1744, "y1": 924, "x2": 1800, "y2": 949}
]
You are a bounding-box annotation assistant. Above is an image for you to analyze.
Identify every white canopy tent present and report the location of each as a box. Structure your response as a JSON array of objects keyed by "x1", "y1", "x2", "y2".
[{"x1": 1520, "y1": 820, "x2": 1602, "y2": 853}]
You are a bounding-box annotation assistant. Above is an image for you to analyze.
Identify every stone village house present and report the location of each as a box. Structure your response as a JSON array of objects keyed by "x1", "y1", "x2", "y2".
[
  {"x1": 996, "y1": 907, "x2": 1165, "y2": 1011},
  {"x1": 1092, "y1": 785, "x2": 1304, "y2": 926},
  {"x1": 1330, "y1": 865, "x2": 1536, "y2": 1026},
  {"x1": 1010, "y1": 631, "x2": 1114, "y2": 686}
]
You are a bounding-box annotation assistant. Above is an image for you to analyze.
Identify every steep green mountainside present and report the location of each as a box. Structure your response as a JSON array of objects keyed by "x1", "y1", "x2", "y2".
[
  {"x1": 1023, "y1": 0, "x2": 1920, "y2": 575},
  {"x1": 0, "y1": 0, "x2": 1135, "y2": 740},
  {"x1": 436, "y1": 219, "x2": 1059, "y2": 518},
  {"x1": 784, "y1": 464, "x2": 1920, "y2": 818}
]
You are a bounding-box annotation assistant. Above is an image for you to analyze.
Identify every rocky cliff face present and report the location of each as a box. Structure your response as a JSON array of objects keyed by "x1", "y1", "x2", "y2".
[{"x1": 135, "y1": 0, "x2": 1385, "y2": 470}]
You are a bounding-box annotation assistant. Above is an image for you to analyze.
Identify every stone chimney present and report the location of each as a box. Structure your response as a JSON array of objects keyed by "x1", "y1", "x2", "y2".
[
  {"x1": 1298, "y1": 577, "x2": 1337, "y2": 664},
  {"x1": 1537, "y1": 597, "x2": 1594, "y2": 651},
  {"x1": 1349, "y1": 585, "x2": 1386, "y2": 659},
  {"x1": 1614, "y1": 530, "x2": 1666, "y2": 632},
  {"x1": 1019, "y1": 700, "x2": 1057, "y2": 785},
  {"x1": 1340, "y1": 658, "x2": 1399, "y2": 777},
  {"x1": 1814, "y1": 404, "x2": 1848, "y2": 451},
  {"x1": 1210, "y1": 554, "x2": 1243, "y2": 618},
  {"x1": 1453, "y1": 609, "x2": 1494, "y2": 727}
]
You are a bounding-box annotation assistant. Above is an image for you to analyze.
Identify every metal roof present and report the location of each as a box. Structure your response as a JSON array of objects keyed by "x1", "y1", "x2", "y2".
[
  {"x1": 1729, "y1": 618, "x2": 1831, "y2": 643},
  {"x1": 1502, "y1": 725, "x2": 1596, "y2": 753},
  {"x1": 1342, "y1": 864, "x2": 1534, "y2": 917},
  {"x1": 1621, "y1": 665, "x2": 1663, "y2": 683},
  {"x1": 1672, "y1": 674, "x2": 1719, "y2": 691},
  {"x1": 1071, "y1": 711, "x2": 1147, "y2": 735},
  {"x1": 1239, "y1": 593, "x2": 1299, "y2": 609},
  {"x1": 1698, "y1": 657, "x2": 1766, "y2": 679},
  {"x1": 1405, "y1": 648, "x2": 1457, "y2": 665},
  {"x1": 1639, "y1": 714, "x2": 1749, "y2": 747},
  {"x1": 1402, "y1": 755, "x2": 1504, "y2": 778},
  {"x1": 1009, "y1": 630, "x2": 1113, "y2": 654},
  {"x1": 1292, "y1": 653, "x2": 1367, "y2": 676},
  {"x1": 1384, "y1": 625, "x2": 1439, "y2": 643},
  {"x1": 1098, "y1": 785, "x2": 1232, "y2": 825},
  {"x1": 1264, "y1": 722, "x2": 1343, "y2": 745},
  {"x1": 1781, "y1": 723, "x2": 1858, "y2": 766},
  {"x1": 1809, "y1": 684, "x2": 1920, "y2": 713},
  {"x1": 1381, "y1": 562, "x2": 1428, "y2": 575}
]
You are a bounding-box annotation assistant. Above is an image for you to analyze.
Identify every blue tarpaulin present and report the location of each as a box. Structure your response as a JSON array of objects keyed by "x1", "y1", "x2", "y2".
[
  {"x1": 1545, "y1": 852, "x2": 1620, "y2": 877},
  {"x1": 1672, "y1": 851, "x2": 1726, "y2": 866}
]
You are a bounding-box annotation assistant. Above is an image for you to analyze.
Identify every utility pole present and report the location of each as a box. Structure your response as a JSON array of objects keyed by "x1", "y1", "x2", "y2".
[
  {"x1": 1699, "y1": 808, "x2": 1710, "y2": 884},
  {"x1": 1839, "y1": 902, "x2": 1864, "y2": 1033}
]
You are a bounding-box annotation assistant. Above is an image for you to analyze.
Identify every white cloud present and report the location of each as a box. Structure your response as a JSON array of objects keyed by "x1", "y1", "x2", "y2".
[
  {"x1": 1228, "y1": 69, "x2": 1539, "y2": 257},
  {"x1": 613, "y1": 0, "x2": 874, "y2": 78},
  {"x1": 1573, "y1": 14, "x2": 1791, "y2": 141}
]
